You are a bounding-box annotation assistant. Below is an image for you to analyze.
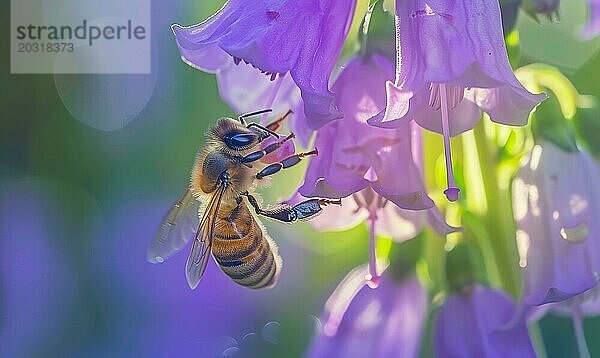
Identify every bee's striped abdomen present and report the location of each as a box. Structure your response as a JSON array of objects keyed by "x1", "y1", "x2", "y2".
[{"x1": 212, "y1": 201, "x2": 281, "y2": 289}]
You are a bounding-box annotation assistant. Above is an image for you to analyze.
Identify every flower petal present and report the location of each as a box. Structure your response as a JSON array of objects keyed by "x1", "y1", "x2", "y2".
[
  {"x1": 426, "y1": 208, "x2": 462, "y2": 236},
  {"x1": 300, "y1": 54, "x2": 435, "y2": 210},
  {"x1": 414, "y1": 89, "x2": 483, "y2": 136},
  {"x1": 434, "y1": 286, "x2": 536, "y2": 358},
  {"x1": 375, "y1": 204, "x2": 422, "y2": 242},
  {"x1": 551, "y1": 286, "x2": 600, "y2": 317},
  {"x1": 172, "y1": 0, "x2": 356, "y2": 129},
  {"x1": 309, "y1": 272, "x2": 427, "y2": 358},
  {"x1": 299, "y1": 121, "x2": 368, "y2": 198},
  {"x1": 216, "y1": 63, "x2": 300, "y2": 114},
  {"x1": 371, "y1": 0, "x2": 545, "y2": 131},
  {"x1": 215, "y1": 64, "x2": 314, "y2": 145},
  {"x1": 367, "y1": 81, "x2": 415, "y2": 128},
  {"x1": 465, "y1": 87, "x2": 547, "y2": 127},
  {"x1": 514, "y1": 143, "x2": 600, "y2": 305},
  {"x1": 582, "y1": 0, "x2": 600, "y2": 40},
  {"x1": 260, "y1": 135, "x2": 296, "y2": 163}
]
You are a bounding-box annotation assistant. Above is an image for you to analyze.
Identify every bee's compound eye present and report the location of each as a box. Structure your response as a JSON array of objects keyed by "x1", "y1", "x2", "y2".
[{"x1": 224, "y1": 132, "x2": 256, "y2": 149}]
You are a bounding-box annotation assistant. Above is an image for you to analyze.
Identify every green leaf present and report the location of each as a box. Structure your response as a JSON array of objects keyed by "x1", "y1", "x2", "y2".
[
  {"x1": 445, "y1": 242, "x2": 478, "y2": 293},
  {"x1": 358, "y1": 0, "x2": 395, "y2": 60},
  {"x1": 532, "y1": 94, "x2": 578, "y2": 152},
  {"x1": 505, "y1": 30, "x2": 521, "y2": 68},
  {"x1": 387, "y1": 233, "x2": 424, "y2": 282},
  {"x1": 517, "y1": 64, "x2": 579, "y2": 119},
  {"x1": 516, "y1": 64, "x2": 580, "y2": 151},
  {"x1": 574, "y1": 104, "x2": 600, "y2": 157},
  {"x1": 460, "y1": 210, "x2": 500, "y2": 288}
]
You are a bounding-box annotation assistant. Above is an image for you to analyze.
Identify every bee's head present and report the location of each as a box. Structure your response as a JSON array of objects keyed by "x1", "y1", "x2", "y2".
[
  {"x1": 222, "y1": 131, "x2": 258, "y2": 151},
  {"x1": 210, "y1": 118, "x2": 256, "y2": 151},
  {"x1": 212, "y1": 117, "x2": 272, "y2": 152}
]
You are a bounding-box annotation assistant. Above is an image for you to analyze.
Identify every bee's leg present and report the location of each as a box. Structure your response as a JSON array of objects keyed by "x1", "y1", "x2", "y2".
[
  {"x1": 241, "y1": 132, "x2": 296, "y2": 164},
  {"x1": 289, "y1": 198, "x2": 342, "y2": 220},
  {"x1": 264, "y1": 109, "x2": 293, "y2": 132},
  {"x1": 255, "y1": 148, "x2": 318, "y2": 179},
  {"x1": 243, "y1": 192, "x2": 341, "y2": 222}
]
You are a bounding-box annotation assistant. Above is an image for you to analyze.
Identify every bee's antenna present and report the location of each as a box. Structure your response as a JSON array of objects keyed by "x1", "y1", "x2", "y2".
[
  {"x1": 247, "y1": 123, "x2": 280, "y2": 139},
  {"x1": 238, "y1": 109, "x2": 273, "y2": 124}
]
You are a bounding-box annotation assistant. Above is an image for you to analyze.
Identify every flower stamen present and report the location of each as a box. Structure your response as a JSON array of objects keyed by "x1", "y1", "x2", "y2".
[
  {"x1": 231, "y1": 55, "x2": 282, "y2": 82},
  {"x1": 451, "y1": 86, "x2": 465, "y2": 109},
  {"x1": 429, "y1": 83, "x2": 441, "y2": 110},
  {"x1": 439, "y1": 83, "x2": 460, "y2": 202},
  {"x1": 365, "y1": 212, "x2": 380, "y2": 289}
]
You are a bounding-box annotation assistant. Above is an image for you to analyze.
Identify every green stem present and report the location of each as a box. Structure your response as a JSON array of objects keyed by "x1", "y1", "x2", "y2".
[
  {"x1": 473, "y1": 122, "x2": 519, "y2": 296},
  {"x1": 529, "y1": 322, "x2": 548, "y2": 358},
  {"x1": 572, "y1": 302, "x2": 591, "y2": 358},
  {"x1": 423, "y1": 227, "x2": 448, "y2": 292}
]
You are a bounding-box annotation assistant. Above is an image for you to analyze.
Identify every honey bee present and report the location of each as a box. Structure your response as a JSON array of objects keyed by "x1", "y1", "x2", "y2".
[{"x1": 148, "y1": 109, "x2": 341, "y2": 289}]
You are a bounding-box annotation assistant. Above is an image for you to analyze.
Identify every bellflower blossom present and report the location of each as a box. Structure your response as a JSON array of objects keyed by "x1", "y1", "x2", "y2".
[
  {"x1": 368, "y1": 0, "x2": 546, "y2": 201},
  {"x1": 172, "y1": 0, "x2": 356, "y2": 131},
  {"x1": 551, "y1": 286, "x2": 600, "y2": 317},
  {"x1": 299, "y1": 54, "x2": 435, "y2": 210},
  {"x1": 297, "y1": 53, "x2": 458, "y2": 285},
  {"x1": 434, "y1": 285, "x2": 536, "y2": 358},
  {"x1": 583, "y1": 0, "x2": 600, "y2": 39},
  {"x1": 307, "y1": 265, "x2": 428, "y2": 358},
  {"x1": 512, "y1": 142, "x2": 600, "y2": 306}
]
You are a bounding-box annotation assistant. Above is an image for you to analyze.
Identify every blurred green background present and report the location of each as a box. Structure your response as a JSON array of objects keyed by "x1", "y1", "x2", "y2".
[{"x1": 1, "y1": 0, "x2": 600, "y2": 357}]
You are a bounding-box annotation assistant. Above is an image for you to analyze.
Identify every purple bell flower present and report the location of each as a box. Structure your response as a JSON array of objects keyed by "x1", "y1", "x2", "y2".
[
  {"x1": 583, "y1": 0, "x2": 600, "y2": 39},
  {"x1": 307, "y1": 265, "x2": 428, "y2": 358},
  {"x1": 368, "y1": 0, "x2": 546, "y2": 201},
  {"x1": 172, "y1": 0, "x2": 357, "y2": 131},
  {"x1": 297, "y1": 53, "x2": 458, "y2": 286},
  {"x1": 434, "y1": 285, "x2": 536, "y2": 358},
  {"x1": 551, "y1": 286, "x2": 600, "y2": 317},
  {"x1": 512, "y1": 143, "x2": 600, "y2": 306},
  {"x1": 299, "y1": 54, "x2": 436, "y2": 211}
]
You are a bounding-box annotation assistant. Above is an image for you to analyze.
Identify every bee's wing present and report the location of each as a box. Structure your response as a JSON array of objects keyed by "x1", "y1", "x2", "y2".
[
  {"x1": 147, "y1": 189, "x2": 201, "y2": 264},
  {"x1": 185, "y1": 182, "x2": 227, "y2": 289}
]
